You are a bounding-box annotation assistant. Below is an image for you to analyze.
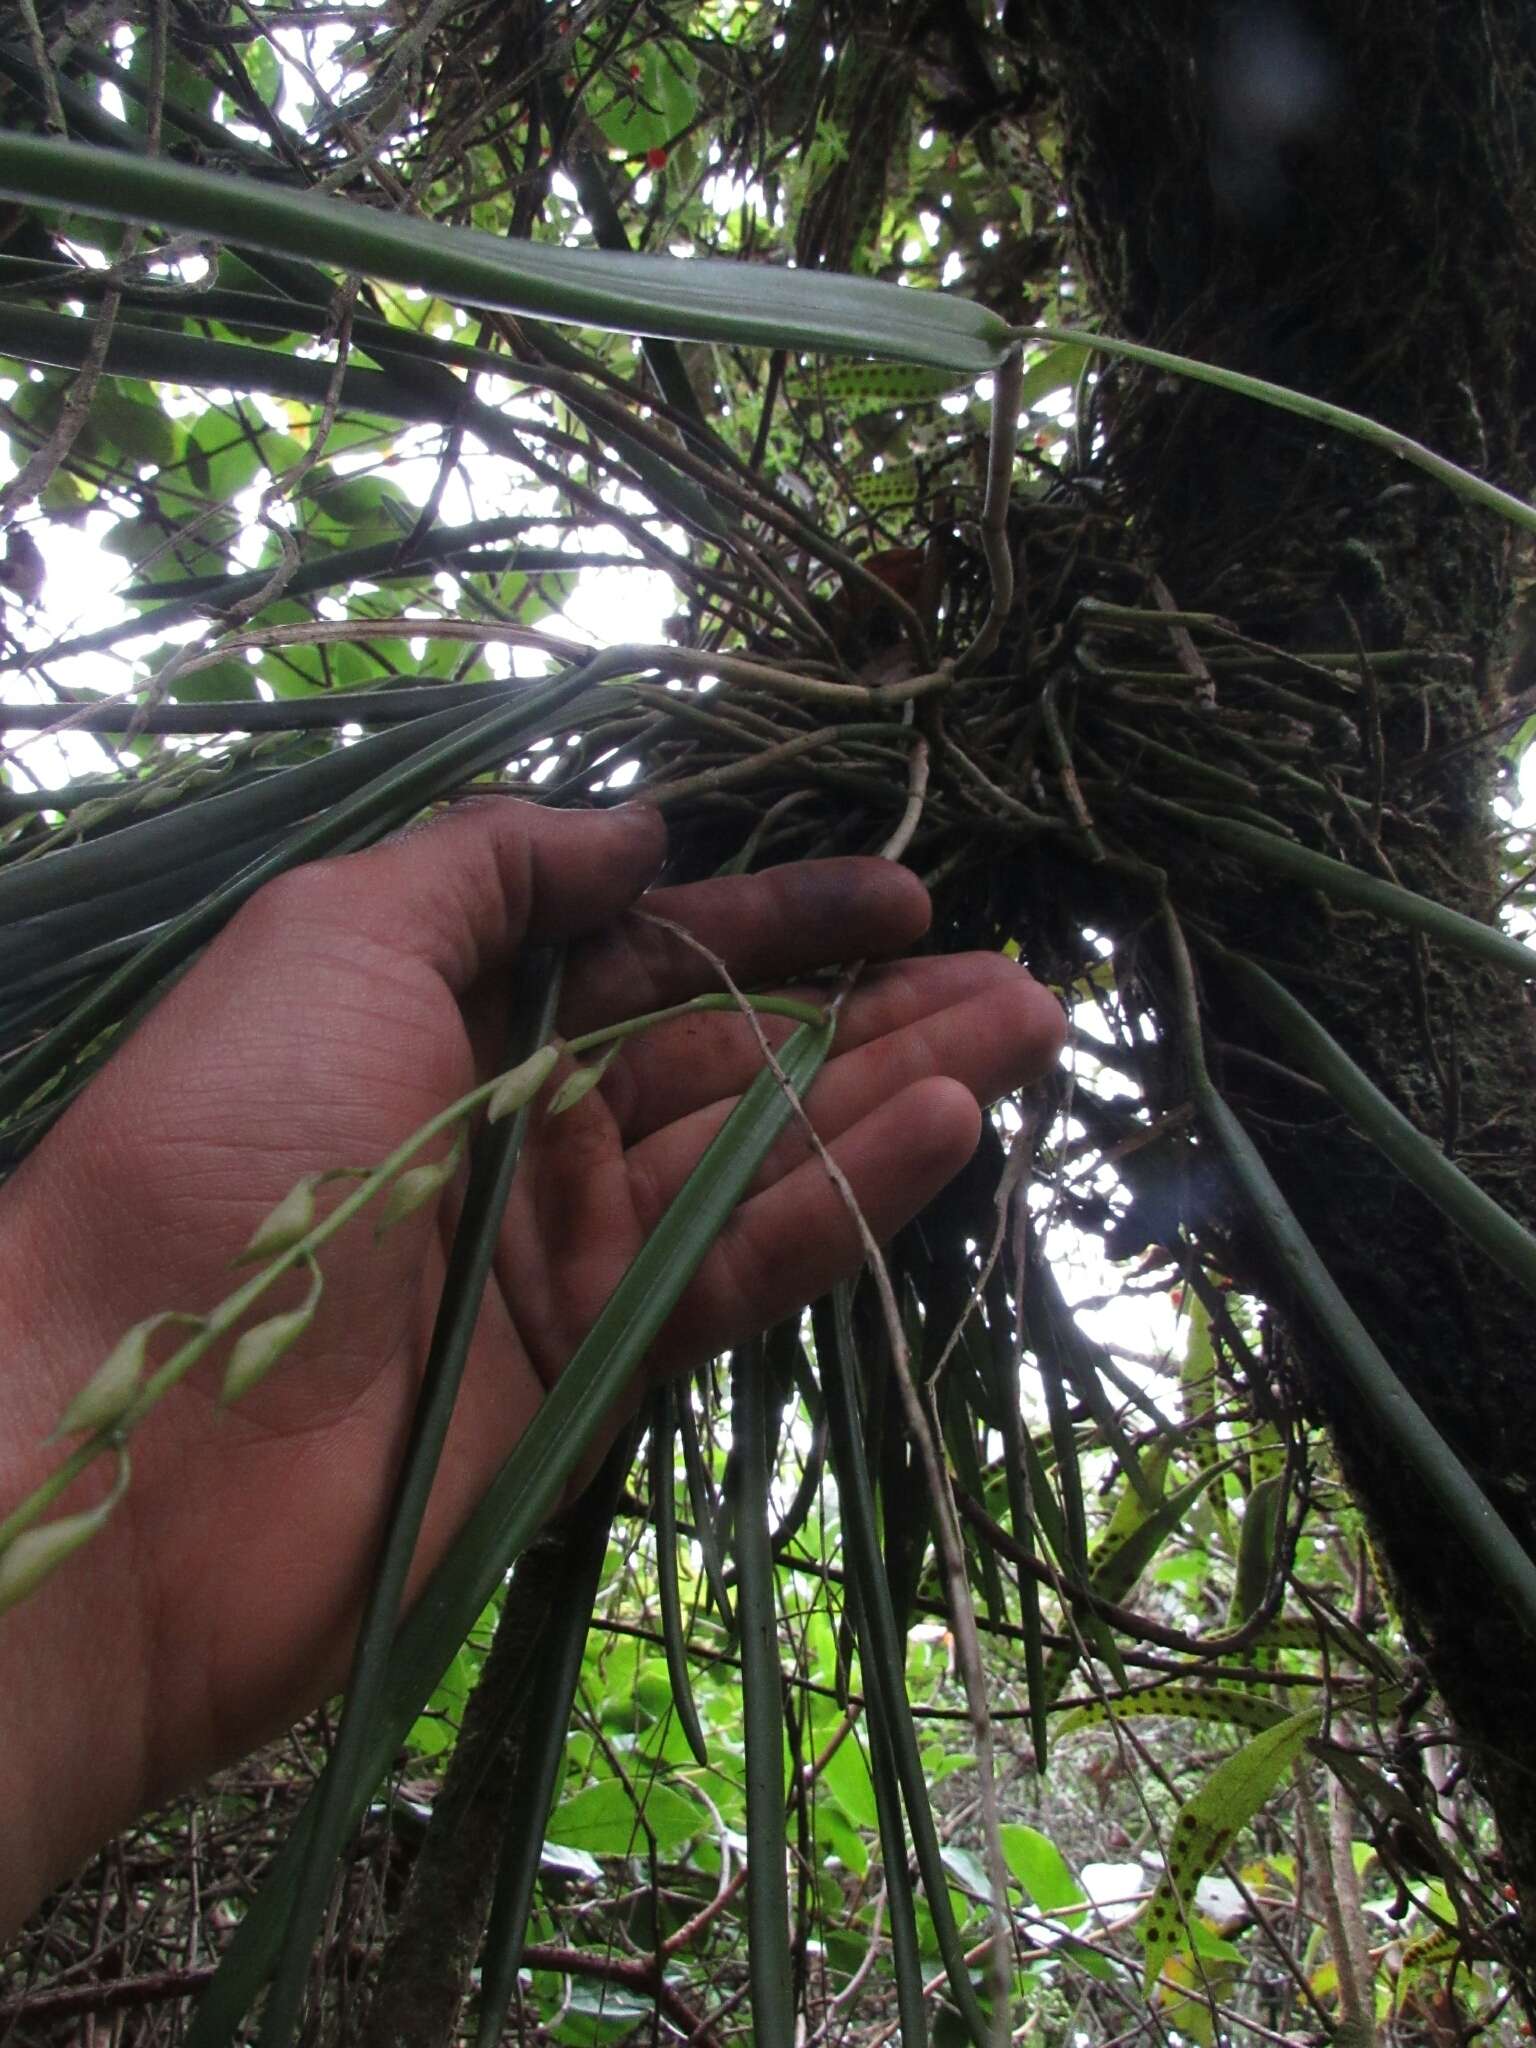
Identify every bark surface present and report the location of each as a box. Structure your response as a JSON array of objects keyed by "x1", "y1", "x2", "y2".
[{"x1": 1027, "y1": 0, "x2": 1536, "y2": 1943}]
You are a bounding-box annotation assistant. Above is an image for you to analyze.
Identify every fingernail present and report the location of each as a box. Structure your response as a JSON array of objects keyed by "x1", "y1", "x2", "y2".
[{"x1": 613, "y1": 800, "x2": 667, "y2": 872}]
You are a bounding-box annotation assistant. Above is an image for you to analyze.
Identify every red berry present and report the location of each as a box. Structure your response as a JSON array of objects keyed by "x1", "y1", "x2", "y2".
[
  {"x1": 645, "y1": 146, "x2": 668, "y2": 170},
  {"x1": 628, "y1": 61, "x2": 643, "y2": 78}
]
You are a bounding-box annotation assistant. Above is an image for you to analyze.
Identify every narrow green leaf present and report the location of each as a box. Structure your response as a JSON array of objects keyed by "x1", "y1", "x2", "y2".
[
  {"x1": 677, "y1": 1387, "x2": 734, "y2": 1629},
  {"x1": 1146, "y1": 797, "x2": 1536, "y2": 980},
  {"x1": 1038, "y1": 1459, "x2": 1227, "y2": 1708},
  {"x1": 1197, "y1": 1081, "x2": 1536, "y2": 1635},
  {"x1": 976, "y1": 1263, "x2": 1048, "y2": 1770},
  {"x1": 1229, "y1": 1473, "x2": 1284, "y2": 1630},
  {"x1": 815, "y1": 1287, "x2": 990, "y2": 2048},
  {"x1": 1025, "y1": 321, "x2": 1536, "y2": 537},
  {"x1": 861, "y1": 1685, "x2": 929, "y2": 2048},
  {"x1": 475, "y1": 1470, "x2": 619, "y2": 2048},
  {"x1": 0, "y1": 659, "x2": 615, "y2": 1128},
  {"x1": 0, "y1": 135, "x2": 1011, "y2": 372},
  {"x1": 731, "y1": 1340, "x2": 795, "y2": 2048},
  {"x1": 1226, "y1": 953, "x2": 1536, "y2": 1301},
  {"x1": 648, "y1": 1387, "x2": 709, "y2": 1770},
  {"x1": 1056, "y1": 1686, "x2": 1290, "y2": 1738}
]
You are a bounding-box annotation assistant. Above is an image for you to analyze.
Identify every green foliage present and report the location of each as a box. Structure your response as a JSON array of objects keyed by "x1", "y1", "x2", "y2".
[
  {"x1": 1056, "y1": 1686, "x2": 1291, "y2": 1737},
  {"x1": 0, "y1": 6, "x2": 1528, "y2": 2044},
  {"x1": 1139, "y1": 1705, "x2": 1324, "y2": 1989}
]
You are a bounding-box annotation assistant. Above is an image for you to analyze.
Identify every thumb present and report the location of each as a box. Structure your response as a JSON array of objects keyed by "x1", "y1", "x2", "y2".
[{"x1": 300, "y1": 800, "x2": 667, "y2": 995}]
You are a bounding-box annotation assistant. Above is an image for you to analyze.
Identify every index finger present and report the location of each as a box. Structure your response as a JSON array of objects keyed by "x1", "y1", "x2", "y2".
[{"x1": 557, "y1": 857, "x2": 931, "y2": 1036}]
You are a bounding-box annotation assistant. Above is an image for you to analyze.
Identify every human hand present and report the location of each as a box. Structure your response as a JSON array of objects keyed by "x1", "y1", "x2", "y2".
[{"x1": 0, "y1": 799, "x2": 1064, "y2": 1927}]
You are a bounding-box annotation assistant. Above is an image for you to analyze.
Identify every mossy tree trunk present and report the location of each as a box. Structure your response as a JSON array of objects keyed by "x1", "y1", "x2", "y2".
[{"x1": 1021, "y1": 0, "x2": 1536, "y2": 1943}]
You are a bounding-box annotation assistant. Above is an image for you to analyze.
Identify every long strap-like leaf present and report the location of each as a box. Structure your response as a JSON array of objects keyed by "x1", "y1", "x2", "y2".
[
  {"x1": 815, "y1": 1287, "x2": 989, "y2": 2048},
  {"x1": 731, "y1": 1339, "x2": 795, "y2": 2048},
  {"x1": 1225, "y1": 953, "x2": 1536, "y2": 1302},
  {"x1": 0, "y1": 658, "x2": 620, "y2": 1125},
  {"x1": 0, "y1": 134, "x2": 1010, "y2": 372}
]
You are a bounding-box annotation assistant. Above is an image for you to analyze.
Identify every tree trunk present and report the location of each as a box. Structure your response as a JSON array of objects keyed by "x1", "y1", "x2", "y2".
[{"x1": 1023, "y1": 0, "x2": 1536, "y2": 1948}]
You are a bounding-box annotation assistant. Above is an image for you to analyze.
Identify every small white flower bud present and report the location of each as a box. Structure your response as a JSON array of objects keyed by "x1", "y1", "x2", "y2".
[
  {"x1": 220, "y1": 1261, "x2": 323, "y2": 1404},
  {"x1": 54, "y1": 1315, "x2": 170, "y2": 1437},
  {"x1": 548, "y1": 1042, "x2": 621, "y2": 1117},
  {"x1": 234, "y1": 1175, "x2": 321, "y2": 1265},
  {"x1": 486, "y1": 1044, "x2": 559, "y2": 1122},
  {"x1": 0, "y1": 1454, "x2": 129, "y2": 1614},
  {"x1": 373, "y1": 1135, "x2": 465, "y2": 1240}
]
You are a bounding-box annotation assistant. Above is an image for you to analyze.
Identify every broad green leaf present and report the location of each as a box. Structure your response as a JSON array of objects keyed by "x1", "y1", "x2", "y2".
[
  {"x1": 1140, "y1": 1703, "x2": 1323, "y2": 1989},
  {"x1": 548, "y1": 1779, "x2": 702, "y2": 1858},
  {"x1": 92, "y1": 379, "x2": 183, "y2": 467},
  {"x1": 999, "y1": 1825, "x2": 1117, "y2": 1983},
  {"x1": 263, "y1": 643, "x2": 328, "y2": 695},
  {"x1": 317, "y1": 413, "x2": 403, "y2": 454},
  {"x1": 243, "y1": 37, "x2": 281, "y2": 107},
  {"x1": 102, "y1": 515, "x2": 176, "y2": 568},
  {"x1": 1015, "y1": 341, "x2": 1087, "y2": 413},
  {"x1": 820, "y1": 1729, "x2": 878, "y2": 1829},
  {"x1": 544, "y1": 1980, "x2": 652, "y2": 2043},
  {"x1": 303, "y1": 471, "x2": 413, "y2": 536},
  {"x1": 999, "y1": 1824, "x2": 1083, "y2": 1917},
  {"x1": 256, "y1": 430, "x2": 309, "y2": 477},
  {"x1": 817, "y1": 1810, "x2": 869, "y2": 1880},
  {"x1": 186, "y1": 406, "x2": 265, "y2": 500},
  {"x1": 40, "y1": 466, "x2": 92, "y2": 513},
  {"x1": 171, "y1": 658, "x2": 259, "y2": 703},
  {"x1": 939, "y1": 1845, "x2": 993, "y2": 1904},
  {"x1": 587, "y1": 42, "x2": 698, "y2": 155}
]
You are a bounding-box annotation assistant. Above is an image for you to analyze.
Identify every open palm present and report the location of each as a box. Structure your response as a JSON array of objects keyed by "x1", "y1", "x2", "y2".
[{"x1": 0, "y1": 799, "x2": 1064, "y2": 1928}]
